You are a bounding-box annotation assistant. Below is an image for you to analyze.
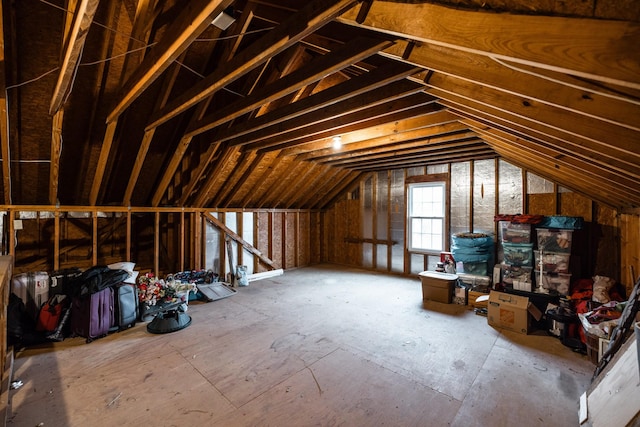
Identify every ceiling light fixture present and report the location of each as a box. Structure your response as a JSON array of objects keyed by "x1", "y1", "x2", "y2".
[
  {"x1": 212, "y1": 6, "x2": 235, "y2": 30},
  {"x1": 332, "y1": 136, "x2": 342, "y2": 149}
]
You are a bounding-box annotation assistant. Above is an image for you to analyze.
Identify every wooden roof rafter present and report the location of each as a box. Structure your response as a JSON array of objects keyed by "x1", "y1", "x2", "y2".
[
  {"x1": 436, "y1": 95, "x2": 640, "y2": 178},
  {"x1": 90, "y1": 0, "x2": 234, "y2": 205},
  {"x1": 317, "y1": 133, "x2": 482, "y2": 166},
  {"x1": 49, "y1": 0, "x2": 100, "y2": 115},
  {"x1": 0, "y1": 0, "x2": 10, "y2": 204},
  {"x1": 338, "y1": 1, "x2": 640, "y2": 90},
  {"x1": 381, "y1": 40, "x2": 640, "y2": 132},
  {"x1": 184, "y1": 36, "x2": 394, "y2": 139},
  {"x1": 146, "y1": 0, "x2": 361, "y2": 130},
  {"x1": 458, "y1": 118, "x2": 640, "y2": 198},
  {"x1": 255, "y1": 93, "x2": 440, "y2": 154},
  {"x1": 221, "y1": 62, "x2": 423, "y2": 147},
  {"x1": 276, "y1": 93, "x2": 440, "y2": 156}
]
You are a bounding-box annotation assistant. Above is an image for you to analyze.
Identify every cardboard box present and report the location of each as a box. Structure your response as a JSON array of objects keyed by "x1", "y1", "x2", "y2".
[
  {"x1": 453, "y1": 283, "x2": 470, "y2": 305},
  {"x1": 468, "y1": 290, "x2": 489, "y2": 309},
  {"x1": 419, "y1": 271, "x2": 457, "y2": 304},
  {"x1": 487, "y1": 291, "x2": 542, "y2": 334}
]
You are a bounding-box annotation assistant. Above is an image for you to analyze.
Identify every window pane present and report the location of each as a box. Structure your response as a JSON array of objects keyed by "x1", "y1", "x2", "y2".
[{"x1": 408, "y1": 182, "x2": 446, "y2": 253}]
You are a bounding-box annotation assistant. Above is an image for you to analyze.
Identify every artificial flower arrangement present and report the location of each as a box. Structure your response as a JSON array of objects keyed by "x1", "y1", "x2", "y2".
[{"x1": 137, "y1": 272, "x2": 197, "y2": 307}]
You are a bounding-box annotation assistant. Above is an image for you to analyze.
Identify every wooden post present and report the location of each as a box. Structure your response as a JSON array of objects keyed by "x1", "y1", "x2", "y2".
[
  {"x1": 194, "y1": 212, "x2": 202, "y2": 270},
  {"x1": 253, "y1": 212, "x2": 259, "y2": 273},
  {"x1": 294, "y1": 211, "x2": 299, "y2": 268},
  {"x1": 372, "y1": 173, "x2": 377, "y2": 270},
  {"x1": 8, "y1": 211, "x2": 14, "y2": 259},
  {"x1": 387, "y1": 170, "x2": 392, "y2": 272},
  {"x1": 154, "y1": 212, "x2": 159, "y2": 274},
  {"x1": 237, "y1": 212, "x2": 243, "y2": 267},
  {"x1": 92, "y1": 211, "x2": 98, "y2": 266},
  {"x1": 180, "y1": 210, "x2": 185, "y2": 272},
  {"x1": 126, "y1": 209, "x2": 131, "y2": 262},
  {"x1": 282, "y1": 212, "x2": 287, "y2": 270},
  {"x1": 53, "y1": 210, "x2": 60, "y2": 271}
]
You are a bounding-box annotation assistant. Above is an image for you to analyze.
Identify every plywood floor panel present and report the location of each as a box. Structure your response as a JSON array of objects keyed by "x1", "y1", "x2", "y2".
[
  {"x1": 209, "y1": 347, "x2": 461, "y2": 427},
  {"x1": 451, "y1": 331, "x2": 593, "y2": 427},
  {"x1": 7, "y1": 264, "x2": 594, "y2": 426}
]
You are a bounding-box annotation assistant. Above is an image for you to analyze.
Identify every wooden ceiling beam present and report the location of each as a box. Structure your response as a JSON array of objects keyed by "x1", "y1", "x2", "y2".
[
  {"x1": 147, "y1": 0, "x2": 360, "y2": 130},
  {"x1": 346, "y1": 143, "x2": 492, "y2": 169},
  {"x1": 294, "y1": 115, "x2": 466, "y2": 161},
  {"x1": 425, "y1": 73, "x2": 639, "y2": 158},
  {"x1": 315, "y1": 170, "x2": 367, "y2": 210},
  {"x1": 108, "y1": 0, "x2": 234, "y2": 123},
  {"x1": 482, "y1": 134, "x2": 638, "y2": 209},
  {"x1": 239, "y1": 153, "x2": 290, "y2": 208},
  {"x1": 185, "y1": 36, "x2": 395, "y2": 138},
  {"x1": 127, "y1": 50, "x2": 190, "y2": 206},
  {"x1": 276, "y1": 93, "x2": 442, "y2": 156},
  {"x1": 461, "y1": 119, "x2": 640, "y2": 198},
  {"x1": 319, "y1": 133, "x2": 481, "y2": 166},
  {"x1": 192, "y1": 145, "x2": 240, "y2": 207},
  {"x1": 155, "y1": 7, "x2": 265, "y2": 207},
  {"x1": 0, "y1": 0, "x2": 11, "y2": 204},
  {"x1": 218, "y1": 61, "x2": 423, "y2": 146},
  {"x1": 295, "y1": 167, "x2": 344, "y2": 209},
  {"x1": 49, "y1": 0, "x2": 99, "y2": 115},
  {"x1": 382, "y1": 41, "x2": 640, "y2": 132},
  {"x1": 338, "y1": 1, "x2": 640, "y2": 89},
  {"x1": 258, "y1": 159, "x2": 311, "y2": 208},
  {"x1": 437, "y1": 97, "x2": 640, "y2": 179},
  {"x1": 354, "y1": 151, "x2": 498, "y2": 173}
]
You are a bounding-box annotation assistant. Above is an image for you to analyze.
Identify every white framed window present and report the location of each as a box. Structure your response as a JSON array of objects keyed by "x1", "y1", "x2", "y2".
[{"x1": 408, "y1": 181, "x2": 446, "y2": 253}]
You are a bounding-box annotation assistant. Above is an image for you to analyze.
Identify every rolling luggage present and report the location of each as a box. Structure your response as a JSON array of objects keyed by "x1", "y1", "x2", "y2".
[
  {"x1": 71, "y1": 287, "x2": 114, "y2": 343},
  {"x1": 49, "y1": 267, "x2": 82, "y2": 296},
  {"x1": 11, "y1": 272, "x2": 50, "y2": 320},
  {"x1": 112, "y1": 283, "x2": 138, "y2": 331}
]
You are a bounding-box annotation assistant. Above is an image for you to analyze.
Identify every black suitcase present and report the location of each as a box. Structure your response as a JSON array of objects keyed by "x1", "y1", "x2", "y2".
[
  {"x1": 49, "y1": 267, "x2": 82, "y2": 296},
  {"x1": 112, "y1": 283, "x2": 138, "y2": 331}
]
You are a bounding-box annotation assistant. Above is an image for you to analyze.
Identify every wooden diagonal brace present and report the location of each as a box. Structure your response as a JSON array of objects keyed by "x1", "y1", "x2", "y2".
[{"x1": 203, "y1": 212, "x2": 278, "y2": 270}]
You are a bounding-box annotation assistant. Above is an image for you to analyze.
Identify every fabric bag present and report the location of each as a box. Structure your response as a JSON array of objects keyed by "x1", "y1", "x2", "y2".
[{"x1": 36, "y1": 294, "x2": 69, "y2": 332}]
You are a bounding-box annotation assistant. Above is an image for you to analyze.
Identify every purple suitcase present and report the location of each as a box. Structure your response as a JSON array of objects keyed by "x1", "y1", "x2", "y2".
[{"x1": 71, "y1": 287, "x2": 114, "y2": 343}]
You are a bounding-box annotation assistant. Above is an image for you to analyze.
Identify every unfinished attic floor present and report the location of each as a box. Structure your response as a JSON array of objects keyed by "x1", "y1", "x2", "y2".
[{"x1": 8, "y1": 264, "x2": 594, "y2": 427}]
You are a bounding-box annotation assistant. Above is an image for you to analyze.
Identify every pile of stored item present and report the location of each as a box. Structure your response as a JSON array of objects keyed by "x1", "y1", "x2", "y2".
[
  {"x1": 451, "y1": 232, "x2": 494, "y2": 276},
  {"x1": 7, "y1": 264, "x2": 233, "y2": 347},
  {"x1": 420, "y1": 215, "x2": 633, "y2": 363}
]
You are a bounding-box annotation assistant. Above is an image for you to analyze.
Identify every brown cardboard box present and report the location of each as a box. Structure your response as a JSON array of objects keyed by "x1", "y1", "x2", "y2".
[
  {"x1": 487, "y1": 291, "x2": 542, "y2": 334},
  {"x1": 468, "y1": 290, "x2": 489, "y2": 309}
]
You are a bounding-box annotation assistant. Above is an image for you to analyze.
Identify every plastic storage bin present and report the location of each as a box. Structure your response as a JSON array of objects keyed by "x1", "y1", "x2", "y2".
[
  {"x1": 502, "y1": 242, "x2": 534, "y2": 266},
  {"x1": 500, "y1": 264, "x2": 533, "y2": 291},
  {"x1": 534, "y1": 271, "x2": 572, "y2": 295},
  {"x1": 499, "y1": 221, "x2": 532, "y2": 243},
  {"x1": 457, "y1": 273, "x2": 491, "y2": 292},
  {"x1": 534, "y1": 251, "x2": 570, "y2": 273},
  {"x1": 536, "y1": 228, "x2": 573, "y2": 253},
  {"x1": 419, "y1": 271, "x2": 458, "y2": 304}
]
